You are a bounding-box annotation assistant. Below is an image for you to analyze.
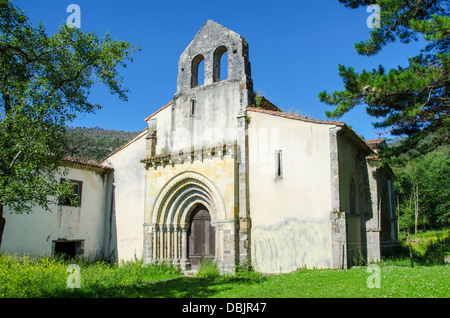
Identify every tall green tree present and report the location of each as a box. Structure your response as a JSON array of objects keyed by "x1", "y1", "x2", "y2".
[
  {"x1": 0, "y1": 1, "x2": 139, "y2": 245},
  {"x1": 393, "y1": 146, "x2": 449, "y2": 232},
  {"x1": 319, "y1": 0, "x2": 449, "y2": 160}
]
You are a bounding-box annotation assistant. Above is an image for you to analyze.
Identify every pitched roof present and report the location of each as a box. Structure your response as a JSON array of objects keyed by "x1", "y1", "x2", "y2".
[
  {"x1": 366, "y1": 138, "x2": 386, "y2": 146},
  {"x1": 246, "y1": 106, "x2": 346, "y2": 126},
  {"x1": 101, "y1": 128, "x2": 148, "y2": 162},
  {"x1": 144, "y1": 101, "x2": 173, "y2": 122},
  {"x1": 62, "y1": 156, "x2": 113, "y2": 173},
  {"x1": 247, "y1": 105, "x2": 374, "y2": 155}
]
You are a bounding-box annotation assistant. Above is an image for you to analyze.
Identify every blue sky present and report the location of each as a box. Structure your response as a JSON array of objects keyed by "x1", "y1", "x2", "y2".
[{"x1": 12, "y1": 0, "x2": 425, "y2": 140}]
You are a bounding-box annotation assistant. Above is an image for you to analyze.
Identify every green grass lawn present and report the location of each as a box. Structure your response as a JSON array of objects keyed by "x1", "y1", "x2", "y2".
[
  {"x1": 0, "y1": 253, "x2": 448, "y2": 298},
  {"x1": 113, "y1": 266, "x2": 449, "y2": 298},
  {"x1": 1, "y1": 230, "x2": 449, "y2": 298}
]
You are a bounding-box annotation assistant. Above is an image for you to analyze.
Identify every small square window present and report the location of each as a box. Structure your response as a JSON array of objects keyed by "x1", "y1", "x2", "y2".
[{"x1": 59, "y1": 179, "x2": 82, "y2": 207}]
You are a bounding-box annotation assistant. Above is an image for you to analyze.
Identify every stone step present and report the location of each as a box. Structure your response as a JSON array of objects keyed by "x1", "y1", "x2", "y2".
[{"x1": 184, "y1": 269, "x2": 198, "y2": 277}]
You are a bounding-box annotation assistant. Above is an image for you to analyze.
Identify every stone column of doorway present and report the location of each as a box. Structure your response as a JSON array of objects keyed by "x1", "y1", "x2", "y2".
[{"x1": 179, "y1": 223, "x2": 191, "y2": 270}]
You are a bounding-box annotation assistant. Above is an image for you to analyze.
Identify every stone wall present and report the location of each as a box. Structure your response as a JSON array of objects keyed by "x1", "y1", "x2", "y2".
[{"x1": 142, "y1": 143, "x2": 238, "y2": 273}]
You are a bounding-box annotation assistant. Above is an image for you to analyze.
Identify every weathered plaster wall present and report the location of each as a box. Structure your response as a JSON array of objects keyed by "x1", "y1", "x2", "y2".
[
  {"x1": 252, "y1": 219, "x2": 331, "y2": 273},
  {"x1": 247, "y1": 111, "x2": 335, "y2": 273},
  {"x1": 366, "y1": 162, "x2": 397, "y2": 259},
  {"x1": 103, "y1": 130, "x2": 147, "y2": 263},
  {"x1": 337, "y1": 134, "x2": 367, "y2": 265},
  {"x1": 157, "y1": 81, "x2": 242, "y2": 155},
  {"x1": 337, "y1": 136, "x2": 360, "y2": 215},
  {"x1": 1, "y1": 167, "x2": 108, "y2": 259}
]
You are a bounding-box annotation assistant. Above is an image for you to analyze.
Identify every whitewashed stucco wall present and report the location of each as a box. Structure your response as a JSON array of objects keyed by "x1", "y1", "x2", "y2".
[
  {"x1": 103, "y1": 130, "x2": 147, "y2": 263},
  {"x1": 156, "y1": 83, "x2": 241, "y2": 156},
  {"x1": 247, "y1": 111, "x2": 336, "y2": 273},
  {"x1": 1, "y1": 167, "x2": 108, "y2": 259}
]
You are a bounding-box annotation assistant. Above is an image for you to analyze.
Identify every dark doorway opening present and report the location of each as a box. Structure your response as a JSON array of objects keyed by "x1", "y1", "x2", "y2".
[{"x1": 53, "y1": 240, "x2": 83, "y2": 259}]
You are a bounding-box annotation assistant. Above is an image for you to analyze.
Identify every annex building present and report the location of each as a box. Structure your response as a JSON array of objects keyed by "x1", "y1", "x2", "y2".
[{"x1": 0, "y1": 20, "x2": 397, "y2": 273}]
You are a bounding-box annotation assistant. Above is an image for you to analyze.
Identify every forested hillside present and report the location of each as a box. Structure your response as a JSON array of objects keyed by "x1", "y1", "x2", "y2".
[{"x1": 64, "y1": 126, "x2": 140, "y2": 162}]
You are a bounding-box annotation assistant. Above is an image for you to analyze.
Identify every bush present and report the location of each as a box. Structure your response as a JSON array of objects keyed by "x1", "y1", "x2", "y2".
[
  {"x1": 0, "y1": 253, "x2": 182, "y2": 297},
  {"x1": 424, "y1": 235, "x2": 450, "y2": 265},
  {"x1": 142, "y1": 260, "x2": 181, "y2": 280},
  {"x1": 234, "y1": 260, "x2": 262, "y2": 278},
  {"x1": 196, "y1": 259, "x2": 221, "y2": 278},
  {"x1": 389, "y1": 229, "x2": 450, "y2": 266}
]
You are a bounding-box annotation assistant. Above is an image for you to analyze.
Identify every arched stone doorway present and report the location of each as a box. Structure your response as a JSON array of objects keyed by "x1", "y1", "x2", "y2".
[
  {"x1": 188, "y1": 204, "x2": 215, "y2": 267},
  {"x1": 143, "y1": 171, "x2": 232, "y2": 271}
]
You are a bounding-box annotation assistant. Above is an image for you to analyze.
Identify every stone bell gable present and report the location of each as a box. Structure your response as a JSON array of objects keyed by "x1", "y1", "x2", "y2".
[
  {"x1": 176, "y1": 19, "x2": 253, "y2": 97},
  {"x1": 163, "y1": 20, "x2": 255, "y2": 154}
]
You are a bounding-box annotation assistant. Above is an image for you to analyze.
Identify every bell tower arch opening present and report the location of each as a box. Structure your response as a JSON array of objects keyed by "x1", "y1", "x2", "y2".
[
  {"x1": 213, "y1": 45, "x2": 228, "y2": 82},
  {"x1": 191, "y1": 54, "x2": 205, "y2": 88}
]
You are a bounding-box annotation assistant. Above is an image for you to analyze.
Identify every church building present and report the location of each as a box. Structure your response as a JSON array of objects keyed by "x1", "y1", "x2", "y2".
[{"x1": 1, "y1": 20, "x2": 397, "y2": 274}]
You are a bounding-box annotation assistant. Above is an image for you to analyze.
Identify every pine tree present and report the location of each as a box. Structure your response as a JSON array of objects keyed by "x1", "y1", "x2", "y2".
[{"x1": 319, "y1": 0, "x2": 449, "y2": 160}]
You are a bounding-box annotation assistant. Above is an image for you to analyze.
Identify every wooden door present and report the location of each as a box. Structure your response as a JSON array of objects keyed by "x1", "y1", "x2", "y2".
[{"x1": 188, "y1": 205, "x2": 215, "y2": 267}]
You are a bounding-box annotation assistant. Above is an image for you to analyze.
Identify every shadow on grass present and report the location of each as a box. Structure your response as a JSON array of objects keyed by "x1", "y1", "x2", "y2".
[{"x1": 40, "y1": 276, "x2": 268, "y2": 298}]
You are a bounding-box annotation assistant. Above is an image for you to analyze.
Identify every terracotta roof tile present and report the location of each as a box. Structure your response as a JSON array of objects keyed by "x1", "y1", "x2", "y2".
[
  {"x1": 366, "y1": 138, "x2": 385, "y2": 146},
  {"x1": 62, "y1": 156, "x2": 113, "y2": 172}
]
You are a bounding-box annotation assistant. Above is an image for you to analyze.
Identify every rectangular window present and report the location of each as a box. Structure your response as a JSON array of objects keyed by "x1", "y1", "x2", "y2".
[
  {"x1": 275, "y1": 150, "x2": 283, "y2": 178},
  {"x1": 59, "y1": 179, "x2": 82, "y2": 207},
  {"x1": 190, "y1": 99, "x2": 196, "y2": 117}
]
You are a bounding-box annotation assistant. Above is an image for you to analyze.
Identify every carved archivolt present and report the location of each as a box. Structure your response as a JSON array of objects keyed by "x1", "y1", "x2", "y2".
[
  {"x1": 144, "y1": 171, "x2": 227, "y2": 266},
  {"x1": 149, "y1": 170, "x2": 227, "y2": 228}
]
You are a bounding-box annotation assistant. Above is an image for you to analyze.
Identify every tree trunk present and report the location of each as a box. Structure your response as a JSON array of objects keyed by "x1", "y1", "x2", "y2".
[
  {"x1": 407, "y1": 227, "x2": 414, "y2": 268},
  {"x1": 414, "y1": 186, "x2": 419, "y2": 234},
  {"x1": 0, "y1": 204, "x2": 5, "y2": 250},
  {"x1": 397, "y1": 196, "x2": 400, "y2": 238}
]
